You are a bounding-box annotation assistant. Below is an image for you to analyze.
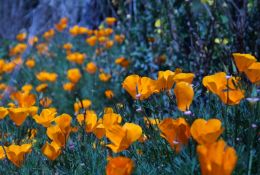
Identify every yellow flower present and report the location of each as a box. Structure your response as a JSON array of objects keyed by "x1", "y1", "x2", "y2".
[
  {"x1": 106, "y1": 156, "x2": 134, "y2": 175},
  {"x1": 122, "y1": 75, "x2": 158, "y2": 100},
  {"x1": 174, "y1": 82, "x2": 194, "y2": 112},
  {"x1": 197, "y1": 140, "x2": 237, "y2": 175},
  {"x1": 6, "y1": 144, "x2": 32, "y2": 167},
  {"x1": 42, "y1": 141, "x2": 61, "y2": 160},
  {"x1": 191, "y1": 118, "x2": 223, "y2": 145},
  {"x1": 85, "y1": 62, "x2": 97, "y2": 74},
  {"x1": 232, "y1": 53, "x2": 256, "y2": 72},
  {"x1": 158, "y1": 118, "x2": 190, "y2": 152},
  {"x1": 106, "y1": 123, "x2": 142, "y2": 153},
  {"x1": 33, "y1": 108, "x2": 56, "y2": 127},
  {"x1": 67, "y1": 68, "x2": 81, "y2": 83}
]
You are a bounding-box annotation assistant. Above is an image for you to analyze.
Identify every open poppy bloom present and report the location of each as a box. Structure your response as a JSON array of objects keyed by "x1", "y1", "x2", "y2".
[
  {"x1": 55, "y1": 17, "x2": 68, "y2": 32},
  {"x1": 106, "y1": 123, "x2": 142, "y2": 153},
  {"x1": 122, "y1": 75, "x2": 158, "y2": 100},
  {"x1": 197, "y1": 139, "x2": 237, "y2": 175},
  {"x1": 173, "y1": 73, "x2": 195, "y2": 84},
  {"x1": 11, "y1": 91, "x2": 36, "y2": 108},
  {"x1": 105, "y1": 90, "x2": 114, "y2": 99},
  {"x1": 203, "y1": 72, "x2": 244, "y2": 105},
  {"x1": 0, "y1": 146, "x2": 5, "y2": 160},
  {"x1": 16, "y1": 32, "x2": 27, "y2": 42},
  {"x1": 99, "y1": 72, "x2": 111, "y2": 82},
  {"x1": 36, "y1": 71, "x2": 58, "y2": 82},
  {"x1": 43, "y1": 29, "x2": 55, "y2": 40},
  {"x1": 158, "y1": 118, "x2": 190, "y2": 152},
  {"x1": 86, "y1": 36, "x2": 97, "y2": 46},
  {"x1": 67, "y1": 68, "x2": 82, "y2": 83},
  {"x1": 33, "y1": 108, "x2": 56, "y2": 127},
  {"x1": 67, "y1": 52, "x2": 86, "y2": 64},
  {"x1": 115, "y1": 57, "x2": 129, "y2": 68},
  {"x1": 6, "y1": 144, "x2": 32, "y2": 167},
  {"x1": 42, "y1": 141, "x2": 61, "y2": 160},
  {"x1": 8, "y1": 107, "x2": 29, "y2": 126},
  {"x1": 47, "y1": 125, "x2": 67, "y2": 147},
  {"x1": 191, "y1": 118, "x2": 223, "y2": 145},
  {"x1": 106, "y1": 156, "x2": 134, "y2": 175},
  {"x1": 232, "y1": 53, "x2": 257, "y2": 72},
  {"x1": 174, "y1": 82, "x2": 194, "y2": 112},
  {"x1": 105, "y1": 17, "x2": 117, "y2": 26}
]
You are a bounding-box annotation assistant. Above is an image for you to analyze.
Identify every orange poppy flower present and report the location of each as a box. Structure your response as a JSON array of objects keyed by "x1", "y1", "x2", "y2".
[
  {"x1": 33, "y1": 108, "x2": 56, "y2": 127},
  {"x1": 191, "y1": 118, "x2": 223, "y2": 145},
  {"x1": 202, "y1": 72, "x2": 227, "y2": 95},
  {"x1": 55, "y1": 17, "x2": 68, "y2": 32},
  {"x1": 232, "y1": 53, "x2": 256, "y2": 72},
  {"x1": 42, "y1": 141, "x2": 61, "y2": 160},
  {"x1": 115, "y1": 57, "x2": 129, "y2": 68},
  {"x1": 36, "y1": 71, "x2": 58, "y2": 82},
  {"x1": 106, "y1": 156, "x2": 134, "y2": 175},
  {"x1": 63, "y1": 82, "x2": 75, "y2": 91},
  {"x1": 156, "y1": 70, "x2": 175, "y2": 91},
  {"x1": 25, "y1": 58, "x2": 35, "y2": 68},
  {"x1": 158, "y1": 118, "x2": 190, "y2": 152},
  {"x1": 43, "y1": 29, "x2": 55, "y2": 40},
  {"x1": 67, "y1": 68, "x2": 81, "y2": 83},
  {"x1": 67, "y1": 52, "x2": 86, "y2": 64},
  {"x1": 36, "y1": 83, "x2": 48, "y2": 92},
  {"x1": 174, "y1": 82, "x2": 194, "y2": 112},
  {"x1": 85, "y1": 62, "x2": 97, "y2": 74},
  {"x1": 114, "y1": 34, "x2": 125, "y2": 44},
  {"x1": 99, "y1": 72, "x2": 111, "y2": 82},
  {"x1": 173, "y1": 73, "x2": 195, "y2": 84},
  {"x1": 0, "y1": 107, "x2": 8, "y2": 120},
  {"x1": 63, "y1": 43, "x2": 73, "y2": 50},
  {"x1": 6, "y1": 144, "x2": 32, "y2": 167},
  {"x1": 244, "y1": 62, "x2": 260, "y2": 83},
  {"x1": 16, "y1": 33, "x2": 27, "y2": 42},
  {"x1": 197, "y1": 139, "x2": 237, "y2": 175},
  {"x1": 122, "y1": 75, "x2": 158, "y2": 100},
  {"x1": 105, "y1": 17, "x2": 117, "y2": 25},
  {"x1": 86, "y1": 36, "x2": 97, "y2": 46},
  {"x1": 105, "y1": 90, "x2": 114, "y2": 99},
  {"x1": 74, "y1": 99, "x2": 92, "y2": 114},
  {"x1": 47, "y1": 125, "x2": 67, "y2": 147},
  {"x1": 106, "y1": 123, "x2": 142, "y2": 153},
  {"x1": 8, "y1": 107, "x2": 29, "y2": 126},
  {"x1": 9, "y1": 43, "x2": 27, "y2": 56}
]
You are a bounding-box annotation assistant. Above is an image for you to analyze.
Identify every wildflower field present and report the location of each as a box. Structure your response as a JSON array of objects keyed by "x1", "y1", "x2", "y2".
[{"x1": 0, "y1": 0, "x2": 260, "y2": 174}]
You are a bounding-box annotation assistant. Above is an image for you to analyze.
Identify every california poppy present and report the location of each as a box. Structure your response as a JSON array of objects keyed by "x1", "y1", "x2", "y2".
[
  {"x1": 33, "y1": 108, "x2": 56, "y2": 127},
  {"x1": 106, "y1": 156, "x2": 134, "y2": 175},
  {"x1": 174, "y1": 82, "x2": 194, "y2": 112},
  {"x1": 42, "y1": 141, "x2": 61, "y2": 160},
  {"x1": 244, "y1": 62, "x2": 260, "y2": 83},
  {"x1": 232, "y1": 53, "x2": 256, "y2": 72},
  {"x1": 67, "y1": 68, "x2": 81, "y2": 83},
  {"x1": 191, "y1": 118, "x2": 223, "y2": 145},
  {"x1": 6, "y1": 144, "x2": 32, "y2": 167}
]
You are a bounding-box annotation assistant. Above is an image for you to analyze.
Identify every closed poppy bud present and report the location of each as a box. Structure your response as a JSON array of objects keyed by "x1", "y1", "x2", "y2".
[
  {"x1": 232, "y1": 53, "x2": 256, "y2": 72},
  {"x1": 105, "y1": 17, "x2": 117, "y2": 26},
  {"x1": 158, "y1": 118, "x2": 190, "y2": 152},
  {"x1": 8, "y1": 107, "x2": 28, "y2": 126},
  {"x1": 115, "y1": 57, "x2": 129, "y2": 68},
  {"x1": 197, "y1": 139, "x2": 237, "y2": 175},
  {"x1": 86, "y1": 36, "x2": 97, "y2": 46},
  {"x1": 25, "y1": 58, "x2": 35, "y2": 68},
  {"x1": 106, "y1": 156, "x2": 134, "y2": 175},
  {"x1": 99, "y1": 73, "x2": 111, "y2": 82},
  {"x1": 0, "y1": 107, "x2": 8, "y2": 120},
  {"x1": 67, "y1": 68, "x2": 81, "y2": 83},
  {"x1": 85, "y1": 62, "x2": 97, "y2": 74},
  {"x1": 42, "y1": 141, "x2": 61, "y2": 160},
  {"x1": 244, "y1": 62, "x2": 260, "y2": 83},
  {"x1": 16, "y1": 32, "x2": 27, "y2": 42},
  {"x1": 191, "y1": 118, "x2": 223, "y2": 145},
  {"x1": 63, "y1": 82, "x2": 75, "y2": 91},
  {"x1": 105, "y1": 90, "x2": 114, "y2": 99},
  {"x1": 6, "y1": 144, "x2": 32, "y2": 167},
  {"x1": 174, "y1": 82, "x2": 194, "y2": 112}
]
